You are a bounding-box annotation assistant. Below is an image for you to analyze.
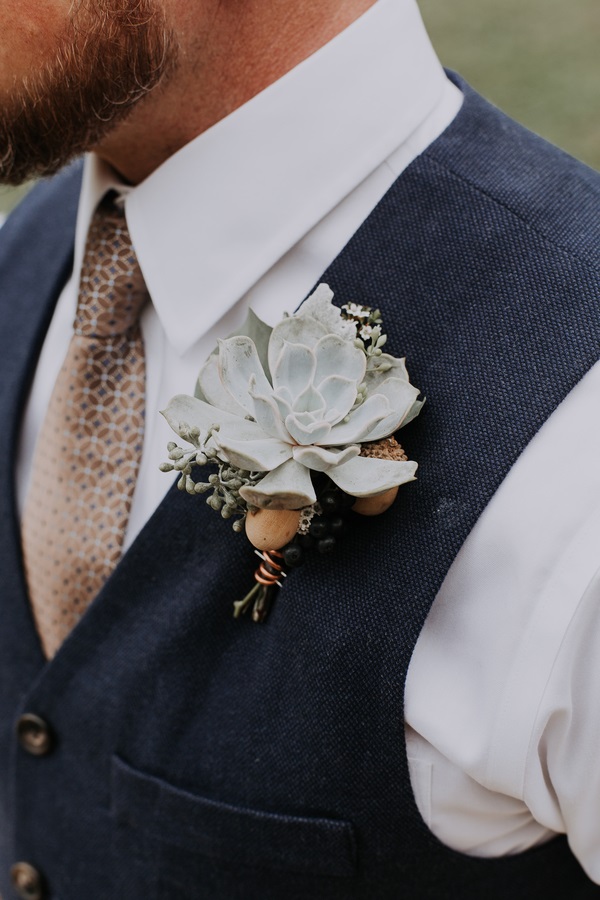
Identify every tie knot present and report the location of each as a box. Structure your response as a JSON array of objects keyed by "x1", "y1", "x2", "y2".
[{"x1": 75, "y1": 195, "x2": 148, "y2": 338}]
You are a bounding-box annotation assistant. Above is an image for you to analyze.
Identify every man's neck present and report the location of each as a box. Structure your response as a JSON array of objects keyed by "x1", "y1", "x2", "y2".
[{"x1": 94, "y1": 0, "x2": 379, "y2": 185}]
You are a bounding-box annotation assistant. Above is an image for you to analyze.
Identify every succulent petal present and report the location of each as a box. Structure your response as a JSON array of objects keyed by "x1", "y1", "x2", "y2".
[
  {"x1": 285, "y1": 412, "x2": 332, "y2": 445},
  {"x1": 196, "y1": 352, "x2": 248, "y2": 417},
  {"x1": 402, "y1": 397, "x2": 426, "y2": 427},
  {"x1": 292, "y1": 444, "x2": 360, "y2": 472},
  {"x1": 290, "y1": 383, "x2": 325, "y2": 416},
  {"x1": 316, "y1": 375, "x2": 359, "y2": 423},
  {"x1": 239, "y1": 458, "x2": 317, "y2": 509},
  {"x1": 272, "y1": 340, "x2": 317, "y2": 399},
  {"x1": 326, "y1": 393, "x2": 392, "y2": 445},
  {"x1": 364, "y1": 353, "x2": 409, "y2": 389},
  {"x1": 272, "y1": 387, "x2": 294, "y2": 423},
  {"x1": 296, "y1": 284, "x2": 357, "y2": 341},
  {"x1": 227, "y1": 307, "x2": 274, "y2": 381},
  {"x1": 327, "y1": 455, "x2": 417, "y2": 497},
  {"x1": 161, "y1": 394, "x2": 263, "y2": 441},
  {"x1": 218, "y1": 336, "x2": 273, "y2": 415},
  {"x1": 212, "y1": 433, "x2": 292, "y2": 471},
  {"x1": 357, "y1": 378, "x2": 421, "y2": 442},
  {"x1": 313, "y1": 334, "x2": 366, "y2": 389},
  {"x1": 268, "y1": 316, "x2": 327, "y2": 377},
  {"x1": 248, "y1": 381, "x2": 294, "y2": 442}
]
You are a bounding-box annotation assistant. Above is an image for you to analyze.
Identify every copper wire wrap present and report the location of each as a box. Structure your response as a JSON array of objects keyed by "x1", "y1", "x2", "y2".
[{"x1": 254, "y1": 549, "x2": 286, "y2": 587}]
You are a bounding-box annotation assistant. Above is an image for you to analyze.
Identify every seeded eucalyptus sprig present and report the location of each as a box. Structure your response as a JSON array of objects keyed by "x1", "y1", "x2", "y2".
[{"x1": 159, "y1": 422, "x2": 262, "y2": 532}]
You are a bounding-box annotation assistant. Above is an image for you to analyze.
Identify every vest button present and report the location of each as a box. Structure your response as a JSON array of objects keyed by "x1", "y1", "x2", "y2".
[
  {"x1": 10, "y1": 861, "x2": 45, "y2": 899},
  {"x1": 16, "y1": 714, "x2": 54, "y2": 757}
]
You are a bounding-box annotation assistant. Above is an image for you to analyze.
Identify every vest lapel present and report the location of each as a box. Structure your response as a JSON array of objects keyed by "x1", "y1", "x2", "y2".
[{"x1": 0, "y1": 163, "x2": 81, "y2": 677}]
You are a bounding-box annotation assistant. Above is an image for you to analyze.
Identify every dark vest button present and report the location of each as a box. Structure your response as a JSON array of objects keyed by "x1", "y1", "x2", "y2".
[
  {"x1": 16, "y1": 715, "x2": 54, "y2": 757},
  {"x1": 10, "y1": 862, "x2": 45, "y2": 899}
]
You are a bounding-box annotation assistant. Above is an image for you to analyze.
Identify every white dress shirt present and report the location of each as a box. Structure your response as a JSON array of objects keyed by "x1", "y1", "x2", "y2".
[{"x1": 16, "y1": 0, "x2": 600, "y2": 883}]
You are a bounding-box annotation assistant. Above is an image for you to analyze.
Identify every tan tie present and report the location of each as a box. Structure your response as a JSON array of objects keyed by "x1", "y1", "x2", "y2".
[{"x1": 22, "y1": 195, "x2": 148, "y2": 659}]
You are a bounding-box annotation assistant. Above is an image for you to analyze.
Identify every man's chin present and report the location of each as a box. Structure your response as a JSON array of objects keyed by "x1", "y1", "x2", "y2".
[
  {"x1": 0, "y1": 0, "x2": 176, "y2": 187},
  {"x1": 0, "y1": 108, "x2": 130, "y2": 187},
  {"x1": 0, "y1": 113, "x2": 117, "y2": 187}
]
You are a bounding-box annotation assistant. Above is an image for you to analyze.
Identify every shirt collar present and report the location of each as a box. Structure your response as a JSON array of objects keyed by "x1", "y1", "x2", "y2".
[{"x1": 79, "y1": 0, "x2": 448, "y2": 355}]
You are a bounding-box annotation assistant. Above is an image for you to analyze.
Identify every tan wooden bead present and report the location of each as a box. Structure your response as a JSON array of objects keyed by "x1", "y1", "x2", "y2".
[
  {"x1": 245, "y1": 508, "x2": 302, "y2": 550},
  {"x1": 352, "y1": 486, "x2": 399, "y2": 516}
]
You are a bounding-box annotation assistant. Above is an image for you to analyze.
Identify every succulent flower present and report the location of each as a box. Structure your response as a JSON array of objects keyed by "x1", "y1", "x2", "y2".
[{"x1": 162, "y1": 285, "x2": 422, "y2": 510}]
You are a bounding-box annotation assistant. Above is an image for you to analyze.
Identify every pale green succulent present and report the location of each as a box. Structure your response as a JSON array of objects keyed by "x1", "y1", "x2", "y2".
[{"x1": 162, "y1": 285, "x2": 422, "y2": 510}]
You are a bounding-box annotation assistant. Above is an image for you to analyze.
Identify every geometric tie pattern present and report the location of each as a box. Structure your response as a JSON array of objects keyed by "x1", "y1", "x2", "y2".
[{"x1": 21, "y1": 194, "x2": 148, "y2": 659}]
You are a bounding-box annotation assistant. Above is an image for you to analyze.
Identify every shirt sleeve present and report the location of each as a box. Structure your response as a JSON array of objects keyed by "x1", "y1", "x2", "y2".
[
  {"x1": 525, "y1": 564, "x2": 600, "y2": 883},
  {"x1": 405, "y1": 359, "x2": 600, "y2": 879}
]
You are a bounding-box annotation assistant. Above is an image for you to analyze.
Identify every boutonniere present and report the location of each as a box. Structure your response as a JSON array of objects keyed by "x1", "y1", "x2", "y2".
[{"x1": 161, "y1": 284, "x2": 423, "y2": 621}]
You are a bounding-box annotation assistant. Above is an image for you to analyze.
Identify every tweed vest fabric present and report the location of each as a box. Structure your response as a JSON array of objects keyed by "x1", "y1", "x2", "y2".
[{"x1": 0, "y1": 77, "x2": 599, "y2": 899}]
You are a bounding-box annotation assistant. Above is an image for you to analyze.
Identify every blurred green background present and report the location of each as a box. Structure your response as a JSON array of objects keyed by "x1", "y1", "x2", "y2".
[
  {"x1": 0, "y1": 0, "x2": 598, "y2": 218},
  {"x1": 419, "y1": 0, "x2": 600, "y2": 169},
  {"x1": 420, "y1": 0, "x2": 599, "y2": 169}
]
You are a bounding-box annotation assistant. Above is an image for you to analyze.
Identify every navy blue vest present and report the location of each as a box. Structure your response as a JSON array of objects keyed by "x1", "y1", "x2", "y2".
[{"x1": 0, "y1": 75, "x2": 599, "y2": 899}]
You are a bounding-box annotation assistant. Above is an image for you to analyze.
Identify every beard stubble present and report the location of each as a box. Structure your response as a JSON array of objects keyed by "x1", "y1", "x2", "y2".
[{"x1": 0, "y1": 0, "x2": 178, "y2": 186}]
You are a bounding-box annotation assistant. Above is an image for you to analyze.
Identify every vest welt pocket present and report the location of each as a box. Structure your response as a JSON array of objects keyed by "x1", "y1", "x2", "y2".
[{"x1": 110, "y1": 755, "x2": 357, "y2": 881}]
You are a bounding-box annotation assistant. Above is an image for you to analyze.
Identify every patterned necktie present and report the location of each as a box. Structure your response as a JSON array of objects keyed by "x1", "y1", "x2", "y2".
[{"x1": 22, "y1": 195, "x2": 148, "y2": 659}]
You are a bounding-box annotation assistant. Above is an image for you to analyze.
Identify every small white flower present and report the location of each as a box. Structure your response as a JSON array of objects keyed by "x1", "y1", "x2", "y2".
[
  {"x1": 298, "y1": 506, "x2": 316, "y2": 534},
  {"x1": 342, "y1": 302, "x2": 371, "y2": 320}
]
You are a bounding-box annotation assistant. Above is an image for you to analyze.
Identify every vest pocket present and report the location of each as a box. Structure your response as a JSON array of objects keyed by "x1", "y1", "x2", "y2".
[{"x1": 110, "y1": 755, "x2": 357, "y2": 898}]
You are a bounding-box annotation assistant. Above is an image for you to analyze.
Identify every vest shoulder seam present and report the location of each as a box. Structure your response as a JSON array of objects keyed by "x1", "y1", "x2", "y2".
[{"x1": 423, "y1": 153, "x2": 600, "y2": 278}]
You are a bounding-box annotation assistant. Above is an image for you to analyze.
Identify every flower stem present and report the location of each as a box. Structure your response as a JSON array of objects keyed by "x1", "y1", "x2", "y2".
[{"x1": 233, "y1": 582, "x2": 263, "y2": 618}]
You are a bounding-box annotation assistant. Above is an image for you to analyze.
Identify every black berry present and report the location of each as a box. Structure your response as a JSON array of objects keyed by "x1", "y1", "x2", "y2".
[
  {"x1": 283, "y1": 544, "x2": 304, "y2": 567},
  {"x1": 320, "y1": 491, "x2": 341, "y2": 516},
  {"x1": 318, "y1": 536, "x2": 337, "y2": 554},
  {"x1": 309, "y1": 519, "x2": 329, "y2": 539},
  {"x1": 329, "y1": 516, "x2": 347, "y2": 536}
]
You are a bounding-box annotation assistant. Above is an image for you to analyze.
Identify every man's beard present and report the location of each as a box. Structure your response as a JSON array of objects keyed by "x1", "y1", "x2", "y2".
[{"x1": 0, "y1": 0, "x2": 178, "y2": 186}]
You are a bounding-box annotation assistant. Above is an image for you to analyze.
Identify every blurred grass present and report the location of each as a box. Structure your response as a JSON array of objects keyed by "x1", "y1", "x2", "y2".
[
  {"x1": 420, "y1": 0, "x2": 599, "y2": 170},
  {"x1": 0, "y1": 182, "x2": 32, "y2": 218},
  {"x1": 0, "y1": 0, "x2": 598, "y2": 216}
]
